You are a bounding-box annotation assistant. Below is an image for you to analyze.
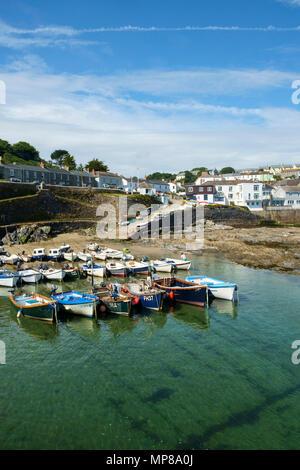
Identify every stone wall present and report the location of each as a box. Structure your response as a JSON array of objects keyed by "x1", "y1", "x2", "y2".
[
  {"x1": 0, "y1": 181, "x2": 37, "y2": 200},
  {"x1": 257, "y1": 208, "x2": 300, "y2": 224}
]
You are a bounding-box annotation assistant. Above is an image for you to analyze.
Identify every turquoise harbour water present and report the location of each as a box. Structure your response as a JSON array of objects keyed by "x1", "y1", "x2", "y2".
[{"x1": 0, "y1": 254, "x2": 300, "y2": 450}]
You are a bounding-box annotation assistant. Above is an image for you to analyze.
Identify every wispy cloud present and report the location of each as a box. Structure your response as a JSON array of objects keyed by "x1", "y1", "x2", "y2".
[
  {"x1": 2, "y1": 18, "x2": 300, "y2": 50},
  {"x1": 0, "y1": 62, "x2": 299, "y2": 174},
  {"x1": 276, "y1": 0, "x2": 300, "y2": 7}
]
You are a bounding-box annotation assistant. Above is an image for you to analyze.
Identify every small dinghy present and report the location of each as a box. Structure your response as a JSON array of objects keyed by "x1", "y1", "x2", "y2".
[
  {"x1": 0, "y1": 269, "x2": 18, "y2": 288},
  {"x1": 51, "y1": 291, "x2": 98, "y2": 318},
  {"x1": 78, "y1": 251, "x2": 92, "y2": 262},
  {"x1": 154, "y1": 277, "x2": 213, "y2": 307},
  {"x1": 59, "y1": 243, "x2": 70, "y2": 253},
  {"x1": 10, "y1": 293, "x2": 57, "y2": 322},
  {"x1": 102, "y1": 248, "x2": 123, "y2": 259},
  {"x1": 63, "y1": 251, "x2": 77, "y2": 262},
  {"x1": 164, "y1": 258, "x2": 191, "y2": 270},
  {"x1": 126, "y1": 282, "x2": 164, "y2": 311},
  {"x1": 0, "y1": 254, "x2": 19, "y2": 265},
  {"x1": 82, "y1": 264, "x2": 106, "y2": 277},
  {"x1": 17, "y1": 269, "x2": 43, "y2": 284},
  {"x1": 92, "y1": 251, "x2": 107, "y2": 261},
  {"x1": 106, "y1": 262, "x2": 127, "y2": 277},
  {"x1": 40, "y1": 267, "x2": 66, "y2": 281},
  {"x1": 18, "y1": 251, "x2": 32, "y2": 263},
  {"x1": 87, "y1": 243, "x2": 99, "y2": 251},
  {"x1": 125, "y1": 261, "x2": 150, "y2": 275},
  {"x1": 151, "y1": 260, "x2": 174, "y2": 273},
  {"x1": 93, "y1": 285, "x2": 132, "y2": 316},
  {"x1": 186, "y1": 276, "x2": 238, "y2": 301},
  {"x1": 122, "y1": 253, "x2": 135, "y2": 261}
]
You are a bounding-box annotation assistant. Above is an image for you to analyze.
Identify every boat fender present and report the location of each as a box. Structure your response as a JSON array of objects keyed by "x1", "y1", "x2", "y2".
[
  {"x1": 17, "y1": 310, "x2": 22, "y2": 318},
  {"x1": 170, "y1": 291, "x2": 174, "y2": 300},
  {"x1": 133, "y1": 296, "x2": 140, "y2": 305},
  {"x1": 99, "y1": 303, "x2": 107, "y2": 313},
  {"x1": 122, "y1": 287, "x2": 128, "y2": 294}
]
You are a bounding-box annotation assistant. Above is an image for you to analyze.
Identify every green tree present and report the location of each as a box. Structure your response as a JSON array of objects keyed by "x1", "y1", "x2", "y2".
[
  {"x1": 146, "y1": 172, "x2": 176, "y2": 181},
  {"x1": 85, "y1": 159, "x2": 109, "y2": 172},
  {"x1": 50, "y1": 149, "x2": 70, "y2": 166},
  {"x1": 11, "y1": 141, "x2": 40, "y2": 162},
  {"x1": 0, "y1": 139, "x2": 12, "y2": 156},
  {"x1": 184, "y1": 170, "x2": 197, "y2": 184},
  {"x1": 220, "y1": 167, "x2": 235, "y2": 174},
  {"x1": 62, "y1": 154, "x2": 76, "y2": 170}
]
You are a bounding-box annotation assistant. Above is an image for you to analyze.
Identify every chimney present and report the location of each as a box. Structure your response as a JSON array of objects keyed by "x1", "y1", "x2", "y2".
[{"x1": 40, "y1": 161, "x2": 45, "y2": 168}]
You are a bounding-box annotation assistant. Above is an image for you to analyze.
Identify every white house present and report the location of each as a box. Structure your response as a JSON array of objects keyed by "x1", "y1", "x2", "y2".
[
  {"x1": 121, "y1": 176, "x2": 139, "y2": 193},
  {"x1": 136, "y1": 181, "x2": 156, "y2": 196},
  {"x1": 271, "y1": 185, "x2": 300, "y2": 208},
  {"x1": 146, "y1": 180, "x2": 170, "y2": 194},
  {"x1": 168, "y1": 182, "x2": 184, "y2": 193}
]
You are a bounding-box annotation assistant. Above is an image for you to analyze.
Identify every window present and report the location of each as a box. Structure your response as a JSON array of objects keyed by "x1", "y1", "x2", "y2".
[
  {"x1": 199, "y1": 187, "x2": 203, "y2": 192},
  {"x1": 228, "y1": 193, "x2": 233, "y2": 199},
  {"x1": 204, "y1": 194, "x2": 208, "y2": 200},
  {"x1": 10, "y1": 169, "x2": 14, "y2": 176},
  {"x1": 254, "y1": 193, "x2": 259, "y2": 200},
  {"x1": 207, "y1": 187, "x2": 212, "y2": 192},
  {"x1": 218, "y1": 186, "x2": 222, "y2": 191},
  {"x1": 229, "y1": 186, "x2": 233, "y2": 191},
  {"x1": 188, "y1": 187, "x2": 193, "y2": 193},
  {"x1": 254, "y1": 185, "x2": 259, "y2": 191}
]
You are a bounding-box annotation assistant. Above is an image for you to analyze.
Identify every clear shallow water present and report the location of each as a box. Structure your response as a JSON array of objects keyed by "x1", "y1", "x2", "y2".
[{"x1": 0, "y1": 254, "x2": 300, "y2": 450}]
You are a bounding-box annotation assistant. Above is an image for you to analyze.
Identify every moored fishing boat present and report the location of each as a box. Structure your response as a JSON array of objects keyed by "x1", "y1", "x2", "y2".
[
  {"x1": 87, "y1": 243, "x2": 99, "y2": 251},
  {"x1": 125, "y1": 260, "x2": 150, "y2": 275},
  {"x1": 0, "y1": 254, "x2": 19, "y2": 265},
  {"x1": 186, "y1": 275, "x2": 238, "y2": 301},
  {"x1": 59, "y1": 243, "x2": 70, "y2": 253},
  {"x1": 51, "y1": 291, "x2": 98, "y2": 318},
  {"x1": 0, "y1": 269, "x2": 18, "y2": 288},
  {"x1": 77, "y1": 251, "x2": 92, "y2": 262},
  {"x1": 164, "y1": 258, "x2": 192, "y2": 270},
  {"x1": 92, "y1": 251, "x2": 107, "y2": 261},
  {"x1": 63, "y1": 266, "x2": 80, "y2": 280},
  {"x1": 93, "y1": 285, "x2": 132, "y2": 316},
  {"x1": 102, "y1": 248, "x2": 123, "y2": 259},
  {"x1": 17, "y1": 269, "x2": 43, "y2": 284},
  {"x1": 82, "y1": 264, "x2": 106, "y2": 277},
  {"x1": 151, "y1": 260, "x2": 174, "y2": 273},
  {"x1": 63, "y1": 251, "x2": 77, "y2": 262},
  {"x1": 48, "y1": 248, "x2": 63, "y2": 262},
  {"x1": 106, "y1": 262, "x2": 127, "y2": 277},
  {"x1": 10, "y1": 292, "x2": 57, "y2": 322},
  {"x1": 154, "y1": 277, "x2": 213, "y2": 307},
  {"x1": 31, "y1": 248, "x2": 48, "y2": 261},
  {"x1": 40, "y1": 268, "x2": 66, "y2": 281},
  {"x1": 126, "y1": 282, "x2": 164, "y2": 310}
]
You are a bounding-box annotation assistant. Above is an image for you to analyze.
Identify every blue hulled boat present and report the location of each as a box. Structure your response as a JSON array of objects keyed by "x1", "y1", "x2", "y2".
[
  {"x1": 126, "y1": 282, "x2": 164, "y2": 310},
  {"x1": 154, "y1": 277, "x2": 213, "y2": 307},
  {"x1": 51, "y1": 291, "x2": 98, "y2": 318}
]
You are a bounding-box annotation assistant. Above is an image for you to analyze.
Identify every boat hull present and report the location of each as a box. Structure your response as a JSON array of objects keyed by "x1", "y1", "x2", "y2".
[
  {"x1": 154, "y1": 278, "x2": 210, "y2": 307},
  {"x1": 18, "y1": 271, "x2": 42, "y2": 284},
  {"x1": 186, "y1": 276, "x2": 237, "y2": 301},
  {"x1": 0, "y1": 273, "x2": 18, "y2": 288},
  {"x1": 10, "y1": 294, "x2": 57, "y2": 322},
  {"x1": 137, "y1": 292, "x2": 163, "y2": 310},
  {"x1": 42, "y1": 270, "x2": 66, "y2": 281}
]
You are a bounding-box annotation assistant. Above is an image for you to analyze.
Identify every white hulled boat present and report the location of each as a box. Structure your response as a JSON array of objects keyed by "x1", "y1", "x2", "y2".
[
  {"x1": 40, "y1": 268, "x2": 66, "y2": 281},
  {"x1": 0, "y1": 270, "x2": 18, "y2": 288},
  {"x1": 106, "y1": 262, "x2": 127, "y2": 277},
  {"x1": 18, "y1": 269, "x2": 43, "y2": 284},
  {"x1": 64, "y1": 252, "x2": 77, "y2": 262},
  {"x1": 78, "y1": 252, "x2": 92, "y2": 262}
]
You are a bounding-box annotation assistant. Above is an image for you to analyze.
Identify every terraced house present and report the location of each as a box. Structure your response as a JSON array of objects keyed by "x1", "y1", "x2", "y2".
[{"x1": 0, "y1": 159, "x2": 97, "y2": 187}]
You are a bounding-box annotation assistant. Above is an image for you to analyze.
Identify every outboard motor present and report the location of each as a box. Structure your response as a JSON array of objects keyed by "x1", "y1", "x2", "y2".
[
  {"x1": 50, "y1": 284, "x2": 57, "y2": 296},
  {"x1": 64, "y1": 263, "x2": 70, "y2": 270}
]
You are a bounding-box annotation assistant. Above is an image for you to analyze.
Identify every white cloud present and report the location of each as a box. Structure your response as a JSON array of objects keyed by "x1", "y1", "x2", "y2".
[
  {"x1": 0, "y1": 65, "x2": 300, "y2": 174},
  {"x1": 1, "y1": 18, "x2": 300, "y2": 51},
  {"x1": 277, "y1": 0, "x2": 300, "y2": 6}
]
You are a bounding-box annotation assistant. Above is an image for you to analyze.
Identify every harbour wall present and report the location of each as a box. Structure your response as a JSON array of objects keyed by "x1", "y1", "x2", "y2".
[{"x1": 257, "y1": 208, "x2": 300, "y2": 224}]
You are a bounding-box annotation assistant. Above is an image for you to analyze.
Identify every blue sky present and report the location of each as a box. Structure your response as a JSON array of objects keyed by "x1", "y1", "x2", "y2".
[{"x1": 1, "y1": 0, "x2": 300, "y2": 175}]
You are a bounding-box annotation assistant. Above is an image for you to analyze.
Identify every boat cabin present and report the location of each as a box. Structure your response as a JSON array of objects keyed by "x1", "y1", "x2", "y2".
[{"x1": 33, "y1": 248, "x2": 46, "y2": 257}]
